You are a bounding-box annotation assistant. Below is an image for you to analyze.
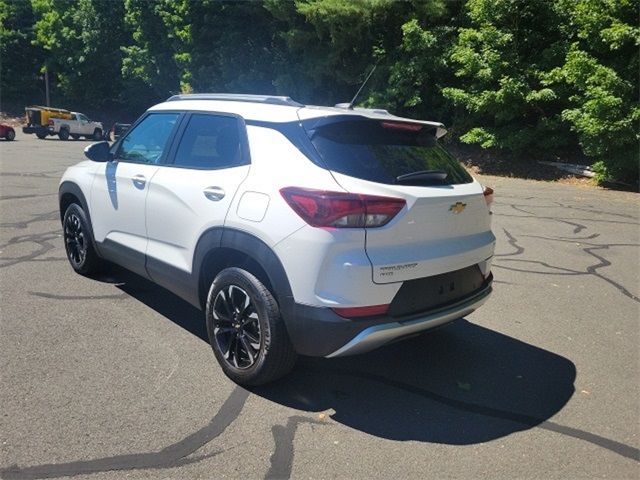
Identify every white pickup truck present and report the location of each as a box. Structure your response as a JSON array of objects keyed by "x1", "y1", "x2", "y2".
[{"x1": 49, "y1": 112, "x2": 103, "y2": 141}]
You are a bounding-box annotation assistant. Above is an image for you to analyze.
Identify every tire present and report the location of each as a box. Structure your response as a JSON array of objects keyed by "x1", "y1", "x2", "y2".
[
  {"x1": 59, "y1": 128, "x2": 69, "y2": 141},
  {"x1": 5, "y1": 130, "x2": 15, "y2": 141},
  {"x1": 205, "y1": 267, "x2": 297, "y2": 386},
  {"x1": 36, "y1": 132, "x2": 47, "y2": 139},
  {"x1": 71, "y1": 134, "x2": 80, "y2": 140},
  {"x1": 62, "y1": 203, "x2": 101, "y2": 275},
  {"x1": 92, "y1": 129, "x2": 102, "y2": 141}
]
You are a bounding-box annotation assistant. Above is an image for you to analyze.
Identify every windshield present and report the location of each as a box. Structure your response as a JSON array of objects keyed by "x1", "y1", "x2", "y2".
[{"x1": 306, "y1": 119, "x2": 473, "y2": 186}]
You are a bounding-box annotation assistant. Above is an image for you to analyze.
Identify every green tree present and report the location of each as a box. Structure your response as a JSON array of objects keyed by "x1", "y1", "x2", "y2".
[
  {"x1": 121, "y1": 0, "x2": 189, "y2": 99},
  {"x1": 265, "y1": 0, "x2": 449, "y2": 105},
  {"x1": 188, "y1": 1, "x2": 279, "y2": 94},
  {"x1": 364, "y1": 1, "x2": 462, "y2": 120},
  {"x1": 442, "y1": 0, "x2": 570, "y2": 153},
  {"x1": 442, "y1": 0, "x2": 639, "y2": 182},
  {"x1": 1, "y1": 0, "x2": 636, "y2": 183},
  {"x1": 0, "y1": 0, "x2": 44, "y2": 110},
  {"x1": 31, "y1": 0, "x2": 133, "y2": 111},
  {"x1": 544, "y1": 0, "x2": 639, "y2": 182}
]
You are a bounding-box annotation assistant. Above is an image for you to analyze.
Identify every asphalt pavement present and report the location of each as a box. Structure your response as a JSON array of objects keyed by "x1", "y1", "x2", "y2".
[{"x1": 1, "y1": 131, "x2": 638, "y2": 479}]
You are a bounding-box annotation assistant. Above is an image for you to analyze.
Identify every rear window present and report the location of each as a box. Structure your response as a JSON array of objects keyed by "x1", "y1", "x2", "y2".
[{"x1": 306, "y1": 119, "x2": 473, "y2": 186}]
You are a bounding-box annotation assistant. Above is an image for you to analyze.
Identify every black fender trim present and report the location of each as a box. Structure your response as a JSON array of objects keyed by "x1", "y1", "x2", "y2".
[
  {"x1": 194, "y1": 228, "x2": 295, "y2": 312},
  {"x1": 191, "y1": 227, "x2": 225, "y2": 307},
  {"x1": 193, "y1": 227, "x2": 294, "y2": 308},
  {"x1": 218, "y1": 228, "x2": 293, "y2": 299},
  {"x1": 58, "y1": 181, "x2": 99, "y2": 253},
  {"x1": 59, "y1": 181, "x2": 89, "y2": 222}
]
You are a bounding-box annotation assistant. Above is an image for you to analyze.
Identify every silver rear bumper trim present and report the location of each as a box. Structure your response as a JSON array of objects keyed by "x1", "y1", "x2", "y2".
[{"x1": 326, "y1": 286, "x2": 492, "y2": 358}]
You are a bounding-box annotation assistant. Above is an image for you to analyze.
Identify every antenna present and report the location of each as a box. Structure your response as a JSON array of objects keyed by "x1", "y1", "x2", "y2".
[{"x1": 346, "y1": 58, "x2": 381, "y2": 110}]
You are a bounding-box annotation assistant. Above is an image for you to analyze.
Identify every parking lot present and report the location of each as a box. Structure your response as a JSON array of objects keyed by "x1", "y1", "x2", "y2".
[{"x1": 1, "y1": 131, "x2": 638, "y2": 479}]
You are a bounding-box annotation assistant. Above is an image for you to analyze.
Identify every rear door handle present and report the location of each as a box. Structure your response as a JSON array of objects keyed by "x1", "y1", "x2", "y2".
[
  {"x1": 203, "y1": 186, "x2": 225, "y2": 201},
  {"x1": 132, "y1": 174, "x2": 146, "y2": 189}
]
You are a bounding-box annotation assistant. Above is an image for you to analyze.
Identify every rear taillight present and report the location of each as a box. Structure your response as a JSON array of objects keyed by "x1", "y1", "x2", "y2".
[
  {"x1": 48, "y1": 119, "x2": 54, "y2": 126},
  {"x1": 332, "y1": 304, "x2": 389, "y2": 318},
  {"x1": 280, "y1": 187, "x2": 405, "y2": 228},
  {"x1": 483, "y1": 186, "x2": 494, "y2": 207}
]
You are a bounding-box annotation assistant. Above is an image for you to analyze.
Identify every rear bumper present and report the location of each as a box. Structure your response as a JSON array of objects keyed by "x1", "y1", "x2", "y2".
[
  {"x1": 281, "y1": 279, "x2": 492, "y2": 357},
  {"x1": 22, "y1": 125, "x2": 49, "y2": 135},
  {"x1": 327, "y1": 284, "x2": 492, "y2": 357}
]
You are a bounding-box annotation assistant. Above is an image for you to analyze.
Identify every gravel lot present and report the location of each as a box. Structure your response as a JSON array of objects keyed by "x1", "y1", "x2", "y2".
[{"x1": 1, "y1": 131, "x2": 638, "y2": 479}]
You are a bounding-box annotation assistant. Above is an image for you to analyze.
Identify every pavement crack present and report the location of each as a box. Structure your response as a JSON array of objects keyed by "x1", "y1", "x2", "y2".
[
  {"x1": 509, "y1": 205, "x2": 587, "y2": 233},
  {"x1": 0, "y1": 231, "x2": 60, "y2": 268},
  {"x1": 0, "y1": 386, "x2": 250, "y2": 479},
  {"x1": 28, "y1": 291, "x2": 128, "y2": 301},
  {"x1": 495, "y1": 228, "x2": 524, "y2": 257},
  {"x1": 496, "y1": 212, "x2": 639, "y2": 227},
  {"x1": 493, "y1": 232, "x2": 639, "y2": 303},
  {"x1": 0, "y1": 193, "x2": 56, "y2": 201},
  {"x1": 583, "y1": 246, "x2": 639, "y2": 302},
  {"x1": 0, "y1": 170, "x2": 63, "y2": 179},
  {"x1": 0, "y1": 211, "x2": 59, "y2": 229},
  {"x1": 265, "y1": 415, "x2": 325, "y2": 480}
]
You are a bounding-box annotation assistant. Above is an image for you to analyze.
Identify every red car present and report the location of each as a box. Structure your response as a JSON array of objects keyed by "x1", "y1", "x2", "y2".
[{"x1": 0, "y1": 123, "x2": 15, "y2": 141}]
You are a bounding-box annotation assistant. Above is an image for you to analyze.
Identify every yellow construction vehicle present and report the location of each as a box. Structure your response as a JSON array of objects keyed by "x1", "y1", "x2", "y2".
[{"x1": 23, "y1": 106, "x2": 73, "y2": 139}]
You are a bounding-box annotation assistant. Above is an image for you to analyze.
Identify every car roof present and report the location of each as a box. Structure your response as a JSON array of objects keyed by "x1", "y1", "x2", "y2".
[{"x1": 149, "y1": 93, "x2": 445, "y2": 133}]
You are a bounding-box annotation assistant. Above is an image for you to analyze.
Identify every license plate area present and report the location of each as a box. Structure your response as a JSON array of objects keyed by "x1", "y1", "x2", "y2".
[{"x1": 388, "y1": 264, "x2": 485, "y2": 317}]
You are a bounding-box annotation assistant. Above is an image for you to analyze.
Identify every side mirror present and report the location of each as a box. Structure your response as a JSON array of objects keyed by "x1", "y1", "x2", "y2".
[{"x1": 84, "y1": 141, "x2": 112, "y2": 162}]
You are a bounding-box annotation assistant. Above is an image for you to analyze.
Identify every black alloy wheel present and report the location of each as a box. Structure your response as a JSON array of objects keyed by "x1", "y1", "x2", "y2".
[
  {"x1": 64, "y1": 212, "x2": 87, "y2": 268},
  {"x1": 212, "y1": 284, "x2": 262, "y2": 369},
  {"x1": 6, "y1": 130, "x2": 15, "y2": 141},
  {"x1": 62, "y1": 204, "x2": 101, "y2": 275},
  {"x1": 206, "y1": 267, "x2": 297, "y2": 385}
]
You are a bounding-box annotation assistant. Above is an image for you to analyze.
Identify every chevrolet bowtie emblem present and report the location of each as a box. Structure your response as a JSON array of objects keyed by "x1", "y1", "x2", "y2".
[{"x1": 449, "y1": 202, "x2": 467, "y2": 214}]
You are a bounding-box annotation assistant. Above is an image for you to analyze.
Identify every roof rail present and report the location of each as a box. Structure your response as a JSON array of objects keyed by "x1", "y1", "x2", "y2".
[{"x1": 165, "y1": 93, "x2": 303, "y2": 107}]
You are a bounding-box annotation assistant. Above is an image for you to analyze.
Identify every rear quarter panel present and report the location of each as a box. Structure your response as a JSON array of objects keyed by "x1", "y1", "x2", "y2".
[{"x1": 223, "y1": 125, "x2": 344, "y2": 247}]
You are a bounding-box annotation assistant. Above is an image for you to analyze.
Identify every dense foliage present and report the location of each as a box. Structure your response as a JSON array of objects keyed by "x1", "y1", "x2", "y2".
[{"x1": 1, "y1": 0, "x2": 637, "y2": 183}]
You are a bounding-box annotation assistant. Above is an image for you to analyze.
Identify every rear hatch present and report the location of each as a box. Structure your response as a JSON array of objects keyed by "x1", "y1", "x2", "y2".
[{"x1": 298, "y1": 112, "x2": 495, "y2": 284}]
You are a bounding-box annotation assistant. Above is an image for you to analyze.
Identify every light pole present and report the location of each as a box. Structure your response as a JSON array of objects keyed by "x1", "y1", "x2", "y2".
[{"x1": 44, "y1": 67, "x2": 50, "y2": 107}]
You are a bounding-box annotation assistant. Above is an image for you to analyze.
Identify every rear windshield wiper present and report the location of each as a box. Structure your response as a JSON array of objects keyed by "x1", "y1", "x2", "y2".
[{"x1": 395, "y1": 170, "x2": 448, "y2": 183}]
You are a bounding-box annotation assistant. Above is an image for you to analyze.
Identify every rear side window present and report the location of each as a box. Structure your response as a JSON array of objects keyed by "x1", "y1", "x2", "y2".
[
  {"x1": 306, "y1": 119, "x2": 473, "y2": 186},
  {"x1": 173, "y1": 114, "x2": 242, "y2": 169}
]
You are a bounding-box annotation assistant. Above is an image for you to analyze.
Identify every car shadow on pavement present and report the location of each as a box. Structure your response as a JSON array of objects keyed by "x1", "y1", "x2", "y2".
[
  {"x1": 255, "y1": 324, "x2": 576, "y2": 445},
  {"x1": 103, "y1": 265, "x2": 576, "y2": 446}
]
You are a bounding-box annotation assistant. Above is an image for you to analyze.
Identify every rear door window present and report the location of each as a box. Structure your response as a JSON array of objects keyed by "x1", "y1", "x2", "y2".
[
  {"x1": 306, "y1": 119, "x2": 473, "y2": 186},
  {"x1": 172, "y1": 114, "x2": 244, "y2": 169}
]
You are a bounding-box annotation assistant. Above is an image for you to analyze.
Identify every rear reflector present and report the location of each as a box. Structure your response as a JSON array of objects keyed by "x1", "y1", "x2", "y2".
[
  {"x1": 280, "y1": 187, "x2": 405, "y2": 228},
  {"x1": 483, "y1": 186, "x2": 494, "y2": 207},
  {"x1": 332, "y1": 304, "x2": 389, "y2": 318}
]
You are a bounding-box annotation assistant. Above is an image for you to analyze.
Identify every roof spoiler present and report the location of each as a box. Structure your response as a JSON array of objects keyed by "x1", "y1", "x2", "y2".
[{"x1": 331, "y1": 105, "x2": 448, "y2": 138}]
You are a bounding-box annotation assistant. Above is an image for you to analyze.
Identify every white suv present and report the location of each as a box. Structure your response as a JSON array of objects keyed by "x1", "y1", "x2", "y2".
[{"x1": 59, "y1": 94, "x2": 495, "y2": 385}]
